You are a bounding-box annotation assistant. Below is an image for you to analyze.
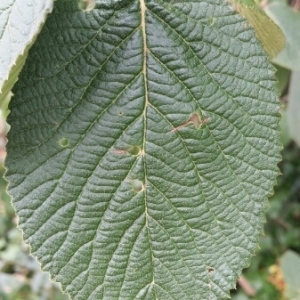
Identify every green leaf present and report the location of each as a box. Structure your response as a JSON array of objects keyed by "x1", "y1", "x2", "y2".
[
  {"x1": 228, "y1": 0, "x2": 285, "y2": 58},
  {"x1": 263, "y1": 0, "x2": 300, "y2": 70},
  {"x1": 287, "y1": 71, "x2": 300, "y2": 147},
  {"x1": 280, "y1": 251, "x2": 300, "y2": 299},
  {"x1": 0, "y1": 0, "x2": 54, "y2": 103},
  {"x1": 279, "y1": 109, "x2": 291, "y2": 147},
  {"x1": 5, "y1": 0, "x2": 281, "y2": 299},
  {"x1": 274, "y1": 64, "x2": 290, "y2": 95}
]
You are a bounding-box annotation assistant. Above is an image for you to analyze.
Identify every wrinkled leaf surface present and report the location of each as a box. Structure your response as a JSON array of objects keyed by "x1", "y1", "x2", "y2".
[{"x1": 6, "y1": 0, "x2": 280, "y2": 299}]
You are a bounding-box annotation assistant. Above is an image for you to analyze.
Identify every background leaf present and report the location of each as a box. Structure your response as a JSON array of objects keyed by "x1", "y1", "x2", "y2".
[
  {"x1": 228, "y1": 0, "x2": 285, "y2": 58},
  {"x1": 287, "y1": 71, "x2": 300, "y2": 147},
  {"x1": 263, "y1": 0, "x2": 300, "y2": 70},
  {"x1": 0, "y1": 0, "x2": 54, "y2": 104},
  {"x1": 280, "y1": 251, "x2": 300, "y2": 299},
  {"x1": 5, "y1": 0, "x2": 281, "y2": 299}
]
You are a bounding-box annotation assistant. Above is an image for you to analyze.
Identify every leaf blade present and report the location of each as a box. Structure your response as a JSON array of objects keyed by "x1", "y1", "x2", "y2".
[{"x1": 6, "y1": 0, "x2": 281, "y2": 299}]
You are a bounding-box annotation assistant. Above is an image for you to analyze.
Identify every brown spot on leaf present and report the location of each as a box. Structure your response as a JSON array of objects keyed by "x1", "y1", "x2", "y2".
[{"x1": 170, "y1": 113, "x2": 209, "y2": 133}]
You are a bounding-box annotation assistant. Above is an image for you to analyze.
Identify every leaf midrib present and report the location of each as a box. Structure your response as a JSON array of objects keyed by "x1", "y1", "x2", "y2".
[{"x1": 140, "y1": 0, "x2": 157, "y2": 298}]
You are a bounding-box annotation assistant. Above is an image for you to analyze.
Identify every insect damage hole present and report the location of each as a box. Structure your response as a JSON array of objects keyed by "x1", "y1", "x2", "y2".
[
  {"x1": 128, "y1": 146, "x2": 141, "y2": 156},
  {"x1": 78, "y1": 0, "x2": 95, "y2": 11},
  {"x1": 131, "y1": 179, "x2": 145, "y2": 193},
  {"x1": 59, "y1": 137, "x2": 70, "y2": 148},
  {"x1": 114, "y1": 145, "x2": 141, "y2": 156}
]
